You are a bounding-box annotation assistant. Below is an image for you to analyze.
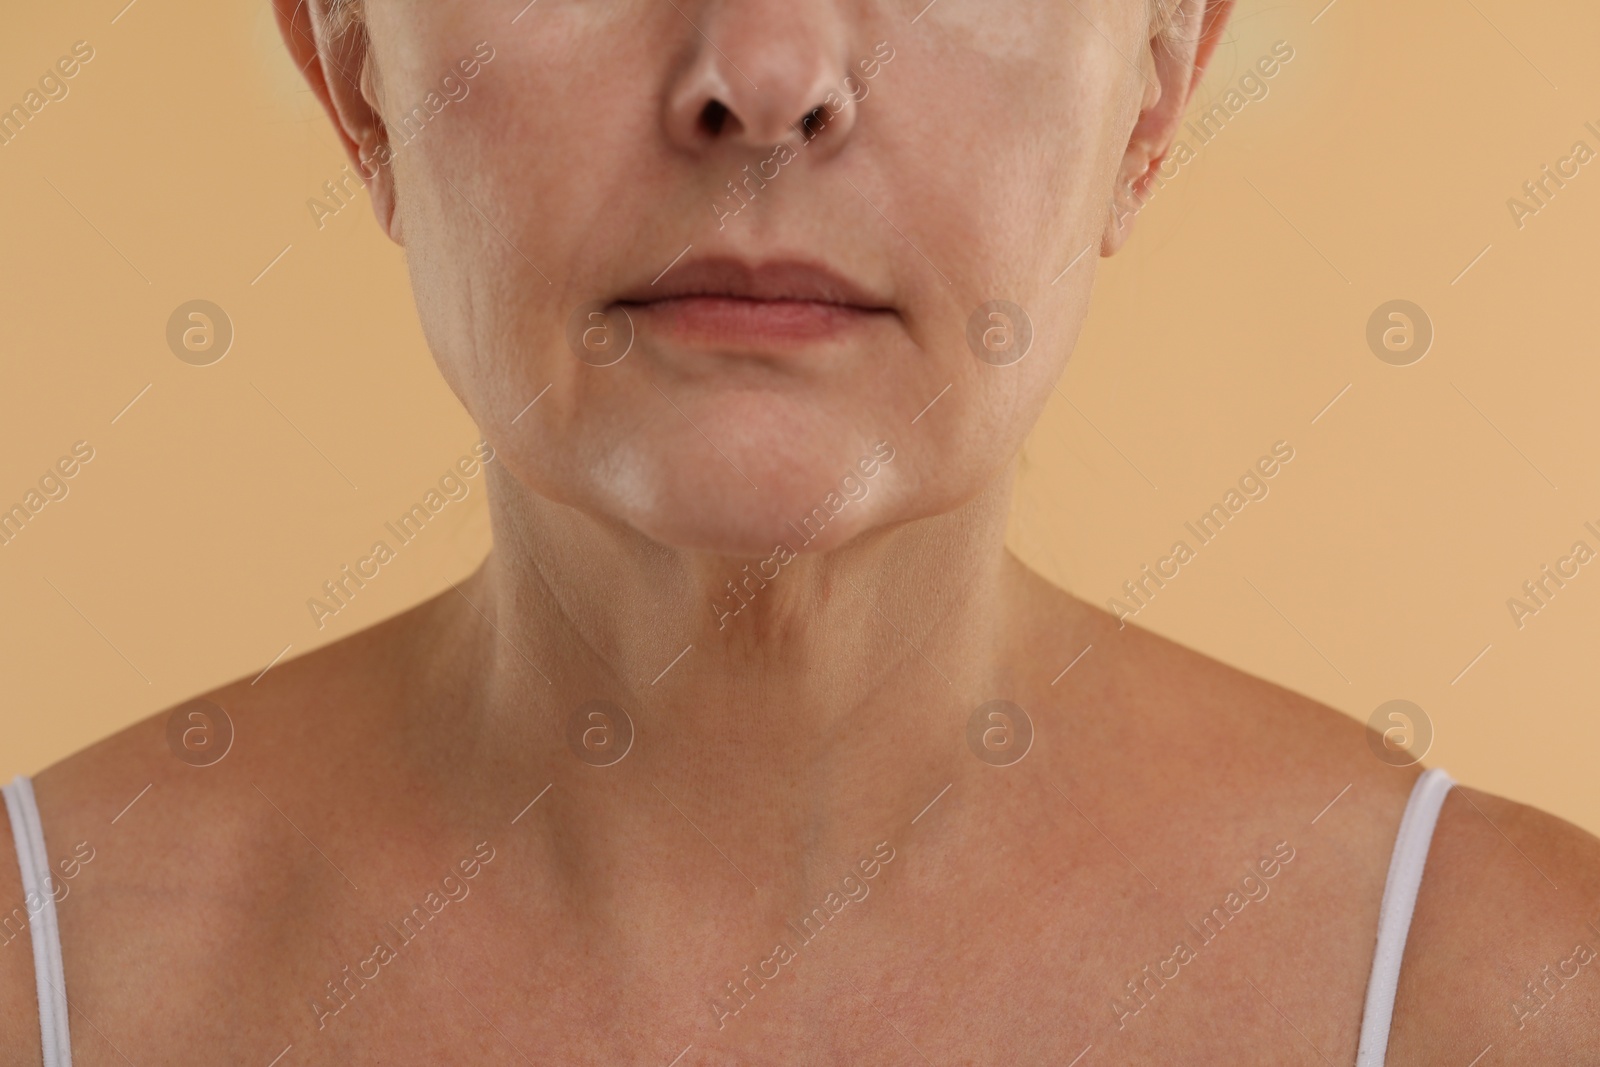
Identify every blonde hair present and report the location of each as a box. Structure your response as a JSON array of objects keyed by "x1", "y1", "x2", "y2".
[
  {"x1": 1147, "y1": 0, "x2": 1194, "y2": 50},
  {"x1": 325, "y1": 0, "x2": 363, "y2": 35}
]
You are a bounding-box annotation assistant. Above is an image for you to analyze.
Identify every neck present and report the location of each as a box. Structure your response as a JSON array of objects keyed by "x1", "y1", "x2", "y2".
[{"x1": 422, "y1": 463, "x2": 1031, "y2": 891}]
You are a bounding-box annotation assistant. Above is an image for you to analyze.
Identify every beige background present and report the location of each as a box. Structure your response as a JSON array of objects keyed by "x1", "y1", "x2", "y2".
[{"x1": 2, "y1": 2, "x2": 1596, "y2": 833}]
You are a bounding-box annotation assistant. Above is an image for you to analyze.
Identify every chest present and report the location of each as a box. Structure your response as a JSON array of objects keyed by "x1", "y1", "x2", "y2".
[{"x1": 53, "y1": 832, "x2": 1374, "y2": 1065}]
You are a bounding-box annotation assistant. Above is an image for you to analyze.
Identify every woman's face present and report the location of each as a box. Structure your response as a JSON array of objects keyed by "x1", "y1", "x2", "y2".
[{"x1": 325, "y1": 0, "x2": 1179, "y2": 555}]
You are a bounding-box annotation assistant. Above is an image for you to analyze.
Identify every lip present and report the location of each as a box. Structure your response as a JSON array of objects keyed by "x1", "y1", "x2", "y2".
[
  {"x1": 618, "y1": 257, "x2": 891, "y2": 307},
  {"x1": 614, "y1": 257, "x2": 894, "y2": 348}
]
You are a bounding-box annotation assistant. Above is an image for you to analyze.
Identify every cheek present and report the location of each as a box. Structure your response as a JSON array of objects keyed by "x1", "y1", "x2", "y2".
[
  {"x1": 392, "y1": 28, "x2": 683, "y2": 429},
  {"x1": 886, "y1": 32, "x2": 1130, "y2": 321}
]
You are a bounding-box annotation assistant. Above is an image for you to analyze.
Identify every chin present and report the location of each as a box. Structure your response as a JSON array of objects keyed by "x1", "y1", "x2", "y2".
[{"x1": 583, "y1": 402, "x2": 905, "y2": 558}]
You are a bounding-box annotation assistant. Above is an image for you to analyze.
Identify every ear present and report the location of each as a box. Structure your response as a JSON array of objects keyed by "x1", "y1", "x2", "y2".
[
  {"x1": 1101, "y1": 0, "x2": 1235, "y2": 256},
  {"x1": 273, "y1": 0, "x2": 403, "y2": 242}
]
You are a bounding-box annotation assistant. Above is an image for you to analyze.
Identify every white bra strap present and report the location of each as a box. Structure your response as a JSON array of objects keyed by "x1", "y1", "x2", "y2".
[
  {"x1": 4, "y1": 775, "x2": 74, "y2": 1066},
  {"x1": 1355, "y1": 766, "x2": 1455, "y2": 1066}
]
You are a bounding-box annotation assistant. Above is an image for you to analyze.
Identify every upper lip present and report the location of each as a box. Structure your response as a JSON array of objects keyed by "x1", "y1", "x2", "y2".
[{"x1": 615, "y1": 257, "x2": 892, "y2": 310}]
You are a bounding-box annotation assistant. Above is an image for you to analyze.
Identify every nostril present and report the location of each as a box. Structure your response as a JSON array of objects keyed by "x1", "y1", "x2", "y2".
[
  {"x1": 699, "y1": 99, "x2": 732, "y2": 137},
  {"x1": 799, "y1": 106, "x2": 829, "y2": 142}
]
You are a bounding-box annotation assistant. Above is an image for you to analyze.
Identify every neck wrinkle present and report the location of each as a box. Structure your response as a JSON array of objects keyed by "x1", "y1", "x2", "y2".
[{"x1": 452, "y1": 463, "x2": 1018, "y2": 784}]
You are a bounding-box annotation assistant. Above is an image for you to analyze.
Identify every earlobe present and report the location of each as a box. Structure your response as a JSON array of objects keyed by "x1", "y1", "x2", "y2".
[
  {"x1": 1100, "y1": 172, "x2": 1145, "y2": 257},
  {"x1": 374, "y1": 175, "x2": 402, "y2": 246},
  {"x1": 355, "y1": 130, "x2": 403, "y2": 243},
  {"x1": 355, "y1": 60, "x2": 403, "y2": 243}
]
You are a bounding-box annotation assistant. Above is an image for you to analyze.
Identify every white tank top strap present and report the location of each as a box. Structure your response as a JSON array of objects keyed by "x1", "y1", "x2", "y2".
[
  {"x1": 1355, "y1": 766, "x2": 1456, "y2": 1066},
  {"x1": 3, "y1": 774, "x2": 74, "y2": 1067}
]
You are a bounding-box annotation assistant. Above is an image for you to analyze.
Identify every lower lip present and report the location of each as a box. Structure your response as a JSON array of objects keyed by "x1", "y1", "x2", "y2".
[{"x1": 623, "y1": 296, "x2": 885, "y2": 346}]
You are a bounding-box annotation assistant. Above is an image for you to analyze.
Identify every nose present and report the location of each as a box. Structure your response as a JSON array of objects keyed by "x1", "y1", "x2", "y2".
[{"x1": 664, "y1": 2, "x2": 860, "y2": 158}]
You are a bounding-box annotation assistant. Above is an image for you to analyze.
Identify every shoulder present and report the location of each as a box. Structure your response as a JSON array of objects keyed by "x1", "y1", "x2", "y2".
[
  {"x1": 0, "y1": 791, "x2": 43, "y2": 1067},
  {"x1": 1010, "y1": 559, "x2": 1421, "y2": 803},
  {"x1": 24, "y1": 583, "x2": 444, "y2": 869},
  {"x1": 30, "y1": 580, "x2": 448, "y2": 825},
  {"x1": 1388, "y1": 786, "x2": 1600, "y2": 1064},
  {"x1": 5, "y1": 591, "x2": 451, "y2": 1051},
  {"x1": 1015, "y1": 570, "x2": 1600, "y2": 1057}
]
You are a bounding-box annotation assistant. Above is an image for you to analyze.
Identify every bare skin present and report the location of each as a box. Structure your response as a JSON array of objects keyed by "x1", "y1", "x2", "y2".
[
  {"x1": 3, "y1": 552, "x2": 1597, "y2": 1064},
  {"x1": 5, "y1": 0, "x2": 1599, "y2": 1062}
]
